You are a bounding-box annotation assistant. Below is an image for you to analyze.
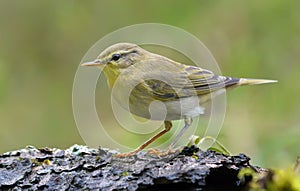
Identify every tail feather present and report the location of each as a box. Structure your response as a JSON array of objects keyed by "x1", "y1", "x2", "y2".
[{"x1": 238, "y1": 78, "x2": 278, "y2": 86}]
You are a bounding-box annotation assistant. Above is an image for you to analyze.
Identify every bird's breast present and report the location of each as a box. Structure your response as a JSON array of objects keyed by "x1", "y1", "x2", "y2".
[{"x1": 112, "y1": 88, "x2": 205, "y2": 121}]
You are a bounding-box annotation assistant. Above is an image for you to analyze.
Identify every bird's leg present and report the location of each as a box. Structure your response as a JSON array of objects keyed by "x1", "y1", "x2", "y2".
[
  {"x1": 134, "y1": 121, "x2": 172, "y2": 152},
  {"x1": 169, "y1": 117, "x2": 193, "y2": 148},
  {"x1": 115, "y1": 121, "x2": 172, "y2": 157}
]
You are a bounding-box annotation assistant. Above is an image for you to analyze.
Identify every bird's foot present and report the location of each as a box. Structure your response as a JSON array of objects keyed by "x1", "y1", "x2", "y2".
[
  {"x1": 146, "y1": 147, "x2": 182, "y2": 157},
  {"x1": 113, "y1": 147, "x2": 183, "y2": 158},
  {"x1": 114, "y1": 150, "x2": 138, "y2": 158}
]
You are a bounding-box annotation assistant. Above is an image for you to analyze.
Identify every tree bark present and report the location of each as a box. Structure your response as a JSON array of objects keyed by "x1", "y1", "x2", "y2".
[{"x1": 0, "y1": 145, "x2": 262, "y2": 191}]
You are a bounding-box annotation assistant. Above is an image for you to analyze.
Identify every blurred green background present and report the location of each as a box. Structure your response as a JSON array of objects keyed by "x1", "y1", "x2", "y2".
[{"x1": 0, "y1": 0, "x2": 299, "y2": 168}]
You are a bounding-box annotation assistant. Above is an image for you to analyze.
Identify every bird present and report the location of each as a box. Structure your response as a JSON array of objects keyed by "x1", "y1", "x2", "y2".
[{"x1": 81, "y1": 42, "x2": 277, "y2": 156}]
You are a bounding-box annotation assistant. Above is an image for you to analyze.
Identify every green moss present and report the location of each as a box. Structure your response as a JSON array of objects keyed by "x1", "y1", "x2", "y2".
[
  {"x1": 238, "y1": 166, "x2": 300, "y2": 191},
  {"x1": 121, "y1": 171, "x2": 129, "y2": 177}
]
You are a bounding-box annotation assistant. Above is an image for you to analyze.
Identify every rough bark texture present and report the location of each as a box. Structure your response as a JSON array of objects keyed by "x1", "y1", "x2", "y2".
[{"x1": 0, "y1": 145, "x2": 261, "y2": 190}]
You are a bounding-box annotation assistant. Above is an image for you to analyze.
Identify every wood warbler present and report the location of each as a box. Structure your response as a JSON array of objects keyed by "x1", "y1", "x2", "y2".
[{"x1": 82, "y1": 43, "x2": 277, "y2": 155}]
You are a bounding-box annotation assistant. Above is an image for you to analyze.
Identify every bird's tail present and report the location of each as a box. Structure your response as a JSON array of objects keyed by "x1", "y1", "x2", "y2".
[{"x1": 238, "y1": 78, "x2": 278, "y2": 86}]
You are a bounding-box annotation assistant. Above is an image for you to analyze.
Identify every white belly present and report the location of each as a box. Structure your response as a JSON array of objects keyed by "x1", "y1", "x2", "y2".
[{"x1": 147, "y1": 96, "x2": 205, "y2": 121}]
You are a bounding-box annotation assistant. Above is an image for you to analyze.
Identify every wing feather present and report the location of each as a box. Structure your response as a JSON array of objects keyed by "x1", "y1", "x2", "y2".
[{"x1": 134, "y1": 59, "x2": 240, "y2": 101}]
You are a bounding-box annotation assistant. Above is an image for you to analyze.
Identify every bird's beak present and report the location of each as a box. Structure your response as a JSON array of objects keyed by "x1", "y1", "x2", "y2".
[{"x1": 81, "y1": 59, "x2": 104, "y2": 67}]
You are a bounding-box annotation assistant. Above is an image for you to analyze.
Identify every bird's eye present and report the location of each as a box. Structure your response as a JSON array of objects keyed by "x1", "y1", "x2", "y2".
[{"x1": 111, "y1": 54, "x2": 121, "y2": 61}]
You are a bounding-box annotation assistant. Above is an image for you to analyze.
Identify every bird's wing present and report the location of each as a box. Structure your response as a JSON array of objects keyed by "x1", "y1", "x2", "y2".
[
  {"x1": 139, "y1": 64, "x2": 240, "y2": 101},
  {"x1": 184, "y1": 65, "x2": 240, "y2": 93}
]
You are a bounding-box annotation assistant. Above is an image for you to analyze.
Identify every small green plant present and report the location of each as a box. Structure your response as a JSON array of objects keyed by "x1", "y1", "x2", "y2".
[{"x1": 238, "y1": 157, "x2": 300, "y2": 191}]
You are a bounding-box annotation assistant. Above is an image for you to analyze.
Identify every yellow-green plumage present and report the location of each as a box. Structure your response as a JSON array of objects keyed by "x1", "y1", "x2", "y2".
[{"x1": 82, "y1": 42, "x2": 277, "y2": 155}]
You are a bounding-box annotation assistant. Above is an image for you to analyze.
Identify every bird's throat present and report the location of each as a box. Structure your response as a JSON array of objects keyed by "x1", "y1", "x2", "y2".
[{"x1": 103, "y1": 66, "x2": 121, "y2": 89}]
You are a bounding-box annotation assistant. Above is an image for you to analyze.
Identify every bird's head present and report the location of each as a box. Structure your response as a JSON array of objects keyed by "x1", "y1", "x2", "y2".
[
  {"x1": 81, "y1": 43, "x2": 148, "y2": 88},
  {"x1": 82, "y1": 42, "x2": 147, "y2": 69}
]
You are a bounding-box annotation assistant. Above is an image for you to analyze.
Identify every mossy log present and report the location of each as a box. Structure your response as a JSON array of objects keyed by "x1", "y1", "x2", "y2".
[{"x1": 0, "y1": 145, "x2": 262, "y2": 190}]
